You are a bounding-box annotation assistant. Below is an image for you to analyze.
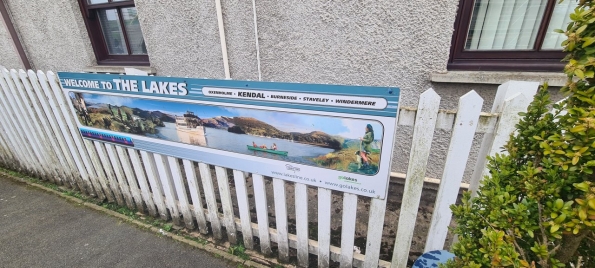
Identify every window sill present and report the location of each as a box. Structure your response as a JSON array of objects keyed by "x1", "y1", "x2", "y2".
[
  {"x1": 84, "y1": 65, "x2": 157, "y2": 75},
  {"x1": 431, "y1": 71, "x2": 568, "y2": 87}
]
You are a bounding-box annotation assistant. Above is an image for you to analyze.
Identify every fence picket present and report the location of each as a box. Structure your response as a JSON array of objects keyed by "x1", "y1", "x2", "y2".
[
  {"x1": 273, "y1": 178, "x2": 289, "y2": 262},
  {"x1": 21, "y1": 70, "x2": 86, "y2": 190},
  {"x1": 295, "y1": 183, "x2": 309, "y2": 267},
  {"x1": 0, "y1": 79, "x2": 35, "y2": 173},
  {"x1": 83, "y1": 140, "x2": 112, "y2": 202},
  {"x1": 0, "y1": 131, "x2": 15, "y2": 167},
  {"x1": 215, "y1": 166, "x2": 237, "y2": 244},
  {"x1": 105, "y1": 143, "x2": 136, "y2": 208},
  {"x1": 470, "y1": 93, "x2": 532, "y2": 195},
  {"x1": 140, "y1": 151, "x2": 169, "y2": 220},
  {"x1": 13, "y1": 70, "x2": 75, "y2": 188},
  {"x1": 1, "y1": 70, "x2": 50, "y2": 178},
  {"x1": 153, "y1": 154, "x2": 182, "y2": 225},
  {"x1": 232, "y1": 170, "x2": 254, "y2": 248},
  {"x1": 253, "y1": 174, "x2": 272, "y2": 255},
  {"x1": 425, "y1": 91, "x2": 483, "y2": 252},
  {"x1": 363, "y1": 198, "x2": 388, "y2": 268},
  {"x1": 391, "y1": 89, "x2": 441, "y2": 268},
  {"x1": 318, "y1": 188, "x2": 332, "y2": 267},
  {"x1": 183, "y1": 160, "x2": 209, "y2": 233},
  {"x1": 5, "y1": 69, "x2": 55, "y2": 178},
  {"x1": 167, "y1": 156, "x2": 195, "y2": 229},
  {"x1": 93, "y1": 141, "x2": 126, "y2": 206},
  {"x1": 115, "y1": 146, "x2": 146, "y2": 212},
  {"x1": 469, "y1": 81, "x2": 538, "y2": 194},
  {"x1": 128, "y1": 148, "x2": 157, "y2": 216},
  {"x1": 198, "y1": 163, "x2": 223, "y2": 239},
  {"x1": 43, "y1": 71, "x2": 102, "y2": 193},
  {"x1": 340, "y1": 193, "x2": 358, "y2": 268}
]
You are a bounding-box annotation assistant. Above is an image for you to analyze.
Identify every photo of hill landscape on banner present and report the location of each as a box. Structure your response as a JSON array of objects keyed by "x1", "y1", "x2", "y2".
[{"x1": 69, "y1": 92, "x2": 384, "y2": 175}]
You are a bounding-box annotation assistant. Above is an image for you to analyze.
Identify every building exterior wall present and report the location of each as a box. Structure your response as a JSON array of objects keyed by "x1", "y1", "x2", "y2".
[
  {"x1": 1, "y1": 0, "x2": 534, "y2": 182},
  {"x1": 4, "y1": 0, "x2": 94, "y2": 71},
  {"x1": 0, "y1": 4, "x2": 24, "y2": 70}
]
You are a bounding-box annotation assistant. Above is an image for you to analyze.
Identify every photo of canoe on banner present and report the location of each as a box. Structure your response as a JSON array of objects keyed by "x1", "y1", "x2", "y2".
[{"x1": 70, "y1": 92, "x2": 384, "y2": 175}]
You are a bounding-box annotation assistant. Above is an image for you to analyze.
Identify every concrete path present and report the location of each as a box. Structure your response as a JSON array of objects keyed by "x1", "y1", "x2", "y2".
[{"x1": 0, "y1": 176, "x2": 234, "y2": 268}]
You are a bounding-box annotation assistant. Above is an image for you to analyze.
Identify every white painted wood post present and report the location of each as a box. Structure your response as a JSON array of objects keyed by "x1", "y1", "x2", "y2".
[
  {"x1": 0, "y1": 77, "x2": 37, "y2": 174},
  {"x1": 252, "y1": 174, "x2": 272, "y2": 255},
  {"x1": 168, "y1": 156, "x2": 195, "y2": 229},
  {"x1": 273, "y1": 178, "x2": 289, "y2": 262},
  {"x1": 20, "y1": 70, "x2": 86, "y2": 191},
  {"x1": 0, "y1": 70, "x2": 50, "y2": 178},
  {"x1": 340, "y1": 193, "x2": 358, "y2": 268},
  {"x1": 198, "y1": 163, "x2": 223, "y2": 239},
  {"x1": 140, "y1": 151, "x2": 170, "y2": 220},
  {"x1": 84, "y1": 140, "x2": 113, "y2": 202},
  {"x1": 105, "y1": 143, "x2": 136, "y2": 208},
  {"x1": 469, "y1": 92, "x2": 532, "y2": 195},
  {"x1": 317, "y1": 188, "x2": 332, "y2": 267},
  {"x1": 391, "y1": 89, "x2": 441, "y2": 268},
  {"x1": 424, "y1": 91, "x2": 483, "y2": 252},
  {"x1": 14, "y1": 70, "x2": 76, "y2": 188},
  {"x1": 363, "y1": 198, "x2": 388, "y2": 268},
  {"x1": 154, "y1": 154, "x2": 181, "y2": 225},
  {"x1": 215, "y1": 166, "x2": 237, "y2": 244},
  {"x1": 128, "y1": 148, "x2": 158, "y2": 216},
  {"x1": 295, "y1": 183, "x2": 309, "y2": 267},
  {"x1": 44, "y1": 71, "x2": 104, "y2": 194},
  {"x1": 233, "y1": 169, "x2": 254, "y2": 248},
  {"x1": 93, "y1": 141, "x2": 126, "y2": 206},
  {"x1": 469, "y1": 81, "x2": 538, "y2": 194},
  {"x1": 115, "y1": 146, "x2": 146, "y2": 212},
  {"x1": 184, "y1": 160, "x2": 209, "y2": 233}
]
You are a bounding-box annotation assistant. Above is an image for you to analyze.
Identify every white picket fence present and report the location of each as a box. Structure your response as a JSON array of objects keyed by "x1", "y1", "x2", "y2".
[{"x1": 0, "y1": 68, "x2": 539, "y2": 267}]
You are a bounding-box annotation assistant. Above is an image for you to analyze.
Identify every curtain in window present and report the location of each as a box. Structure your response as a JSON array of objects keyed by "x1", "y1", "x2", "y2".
[{"x1": 465, "y1": 0, "x2": 547, "y2": 50}]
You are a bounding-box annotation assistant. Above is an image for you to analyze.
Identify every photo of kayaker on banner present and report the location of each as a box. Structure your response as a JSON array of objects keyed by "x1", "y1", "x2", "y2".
[{"x1": 68, "y1": 92, "x2": 383, "y2": 175}]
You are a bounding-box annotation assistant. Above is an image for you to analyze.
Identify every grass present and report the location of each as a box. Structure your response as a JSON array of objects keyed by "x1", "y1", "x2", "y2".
[{"x1": 229, "y1": 243, "x2": 250, "y2": 260}]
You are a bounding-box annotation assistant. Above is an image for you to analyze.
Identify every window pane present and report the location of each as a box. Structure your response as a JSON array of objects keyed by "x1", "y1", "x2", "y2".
[
  {"x1": 465, "y1": 0, "x2": 547, "y2": 50},
  {"x1": 98, "y1": 9, "x2": 128, "y2": 55},
  {"x1": 121, "y1": 7, "x2": 147, "y2": 55},
  {"x1": 87, "y1": 0, "x2": 108, "y2": 4},
  {"x1": 541, "y1": 0, "x2": 577, "y2": 50}
]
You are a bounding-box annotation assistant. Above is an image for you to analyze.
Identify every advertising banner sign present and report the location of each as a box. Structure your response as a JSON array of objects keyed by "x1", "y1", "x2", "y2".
[{"x1": 58, "y1": 72, "x2": 400, "y2": 199}]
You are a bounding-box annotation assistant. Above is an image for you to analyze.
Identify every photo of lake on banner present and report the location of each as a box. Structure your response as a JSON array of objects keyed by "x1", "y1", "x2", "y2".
[{"x1": 69, "y1": 92, "x2": 384, "y2": 175}]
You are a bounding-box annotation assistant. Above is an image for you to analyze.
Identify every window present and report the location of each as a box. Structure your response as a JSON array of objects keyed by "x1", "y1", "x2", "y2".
[
  {"x1": 78, "y1": 0, "x2": 149, "y2": 66},
  {"x1": 449, "y1": 0, "x2": 577, "y2": 72}
]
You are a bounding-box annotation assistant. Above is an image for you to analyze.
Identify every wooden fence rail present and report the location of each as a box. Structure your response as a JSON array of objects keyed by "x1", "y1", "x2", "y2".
[{"x1": 0, "y1": 67, "x2": 539, "y2": 267}]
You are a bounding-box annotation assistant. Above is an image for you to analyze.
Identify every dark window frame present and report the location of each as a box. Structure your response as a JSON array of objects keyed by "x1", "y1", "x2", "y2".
[
  {"x1": 77, "y1": 0, "x2": 149, "y2": 66},
  {"x1": 448, "y1": 0, "x2": 567, "y2": 72}
]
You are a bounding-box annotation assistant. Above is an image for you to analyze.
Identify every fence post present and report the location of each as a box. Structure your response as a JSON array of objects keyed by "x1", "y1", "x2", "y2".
[
  {"x1": 468, "y1": 81, "x2": 539, "y2": 195},
  {"x1": 391, "y1": 89, "x2": 441, "y2": 268},
  {"x1": 424, "y1": 90, "x2": 483, "y2": 252}
]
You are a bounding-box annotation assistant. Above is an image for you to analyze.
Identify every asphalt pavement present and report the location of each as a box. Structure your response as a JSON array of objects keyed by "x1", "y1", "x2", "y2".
[{"x1": 0, "y1": 175, "x2": 235, "y2": 268}]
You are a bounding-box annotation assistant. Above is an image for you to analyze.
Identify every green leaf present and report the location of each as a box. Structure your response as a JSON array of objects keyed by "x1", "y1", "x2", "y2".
[
  {"x1": 584, "y1": 37, "x2": 595, "y2": 48},
  {"x1": 577, "y1": 25, "x2": 588, "y2": 35},
  {"x1": 575, "y1": 69, "x2": 585, "y2": 79},
  {"x1": 550, "y1": 224, "x2": 560, "y2": 233}
]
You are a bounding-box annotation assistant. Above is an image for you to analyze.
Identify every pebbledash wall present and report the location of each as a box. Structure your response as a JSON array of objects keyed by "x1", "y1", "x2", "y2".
[{"x1": 0, "y1": 0, "x2": 558, "y2": 182}]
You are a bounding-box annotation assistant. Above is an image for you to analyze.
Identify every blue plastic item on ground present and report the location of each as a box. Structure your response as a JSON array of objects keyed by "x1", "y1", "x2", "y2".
[{"x1": 413, "y1": 250, "x2": 455, "y2": 267}]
